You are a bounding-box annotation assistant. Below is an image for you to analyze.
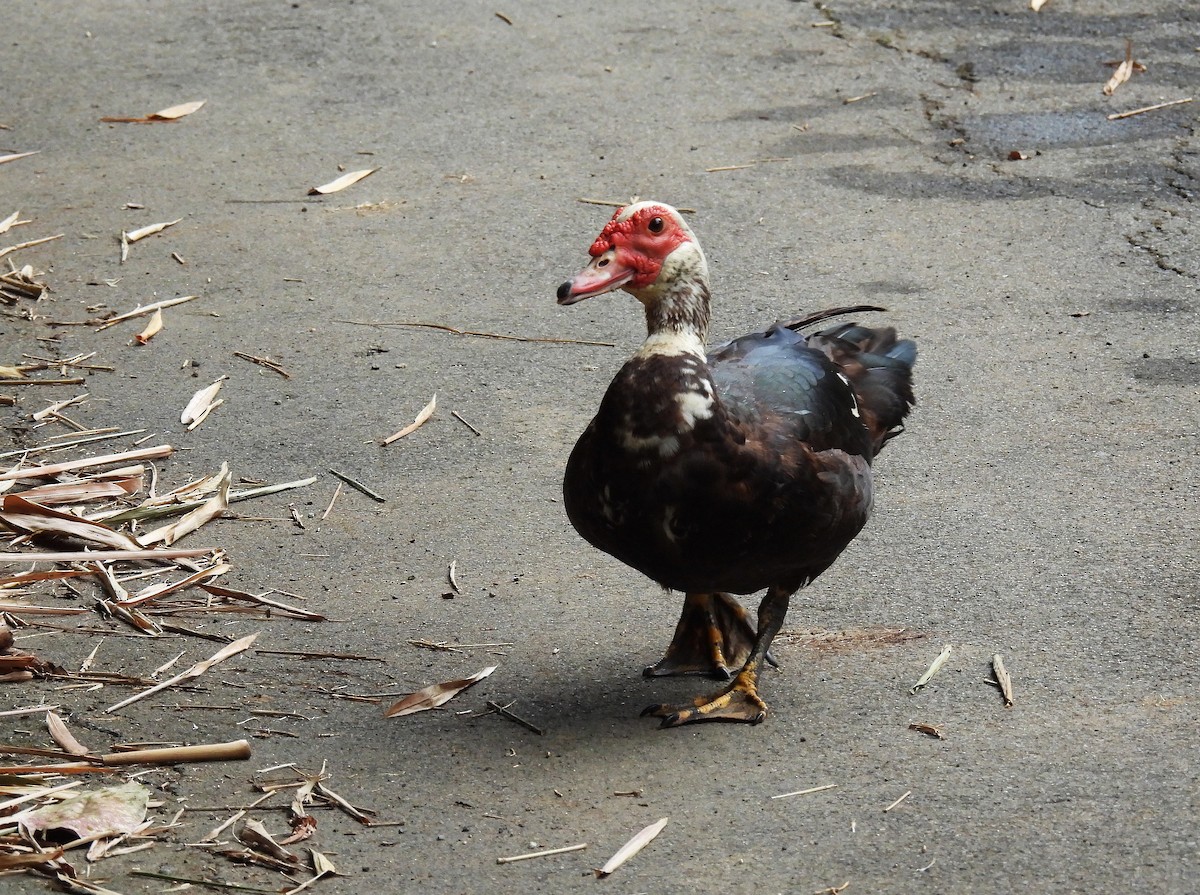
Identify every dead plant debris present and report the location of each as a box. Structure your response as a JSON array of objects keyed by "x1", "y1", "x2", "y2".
[
  {"x1": 100, "y1": 99, "x2": 206, "y2": 124},
  {"x1": 384, "y1": 666, "x2": 497, "y2": 717}
]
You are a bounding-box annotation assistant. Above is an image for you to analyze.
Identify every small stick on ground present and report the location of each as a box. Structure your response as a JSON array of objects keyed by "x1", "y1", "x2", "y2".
[
  {"x1": 0, "y1": 233, "x2": 64, "y2": 260},
  {"x1": 233, "y1": 351, "x2": 292, "y2": 379},
  {"x1": 338, "y1": 319, "x2": 616, "y2": 348},
  {"x1": 813, "y1": 883, "x2": 850, "y2": 895},
  {"x1": 95, "y1": 294, "x2": 198, "y2": 330},
  {"x1": 882, "y1": 790, "x2": 912, "y2": 813},
  {"x1": 486, "y1": 700, "x2": 545, "y2": 736},
  {"x1": 1107, "y1": 97, "x2": 1192, "y2": 120},
  {"x1": 451, "y1": 410, "x2": 482, "y2": 436},
  {"x1": 327, "y1": 468, "x2": 386, "y2": 502},
  {"x1": 0, "y1": 377, "x2": 86, "y2": 386},
  {"x1": 99, "y1": 739, "x2": 252, "y2": 766},
  {"x1": 497, "y1": 842, "x2": 587, "y2": 864},
  {"x1": 254, "y1": 648, "x2": 383, "y2": 662},
  {"x1": 320, "y1": 482, "x2": 343, "y2": 520},
  {"x1": 909, "y1": 644, "x2": 952, "y2": 695},
  {"x1": 770, "y1": 783, "x2": 838, "y2": 800},
  {"x1": 992, "y1": 654, "x2": 1014, "y2": 707}
]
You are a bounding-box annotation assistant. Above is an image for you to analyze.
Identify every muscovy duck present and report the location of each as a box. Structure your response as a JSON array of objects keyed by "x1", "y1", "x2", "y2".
[{"x1": 557, "y1": 201, "x2": 916, "y2": 727}]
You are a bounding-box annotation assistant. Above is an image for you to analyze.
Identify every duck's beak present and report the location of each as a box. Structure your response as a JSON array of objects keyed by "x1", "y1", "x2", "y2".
[{"x1": 557, "y1": 247, "x2": 635, "y2": 305}]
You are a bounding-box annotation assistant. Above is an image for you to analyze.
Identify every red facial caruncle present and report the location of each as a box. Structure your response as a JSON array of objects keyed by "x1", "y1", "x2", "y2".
[{"x1": 557, "y1": 203, "x2": 692, "y2": 305}]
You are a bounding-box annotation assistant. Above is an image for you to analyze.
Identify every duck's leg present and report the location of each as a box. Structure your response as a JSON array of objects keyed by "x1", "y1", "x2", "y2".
[
  {"x1": 643, "y1": 592, "x2": 757, "y2": 680},
  {"x1": 643, "y1": 585, "x2": 792, "y2": 727}
]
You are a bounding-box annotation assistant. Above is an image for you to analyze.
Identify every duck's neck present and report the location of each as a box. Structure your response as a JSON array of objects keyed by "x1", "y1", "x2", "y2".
[{"x1": 632, "y1": 242, "x2": 712, "y2": 359}]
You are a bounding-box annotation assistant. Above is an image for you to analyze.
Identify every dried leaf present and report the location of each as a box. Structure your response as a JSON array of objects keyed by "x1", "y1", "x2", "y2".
[
  {"x1": 909, "y1": 644, "x2": 952, "y2": 695},
  {"x1": 595, "y1": 817, "x2": 668, "y2": 878},
  {"x1": 181, "y1": 377, "x2": 227, "y2": 430},
  {"x1": 0, "y1": 494, "x2": 144, "y2": 550},
  {"x1": 382, "y1": 394, "x2": 436, "y2": 445},
  {"x1": 0, "y1": 210, "x2": 25, "y2": 234},
  {"x1": 46, "y1": 711, "x2": 92, "y2": 756},
  {"x1": 150, "y1": 100, "x2": 206, "y2": 120},
  {"x1": 384, "y1": 665, "x2": 496, "y2": 717},
  {"x1": 1103, "y1": 41, "x2": 1135, "y2": 96},
  {"x1": 123, "y1": 219, "x2": 182, "y2": 243},
  {"x1": 238, "y1": 818, "x2": 299, "y2": 863},
  {"x1": 15, "y1": 781, "x2": 149, "y2": 841},
  {"x1": 310, "y1": 849, "x2": 337, "y2": 875},
  {"x1": 134, "y1": 308, "x2": 163, "y2": 345},
  {"x1": 104, "y1": 632, "x2": 259, "y2": 713},
  {"x1": 140, "y1": 463, "x2": 230, "y2": 546},
  {"x1": 308, "y1": 168, "x2": 379, "y2": 195},
  {"x1": 17, "y1": 473, "x2": 144, "y2": 506}
]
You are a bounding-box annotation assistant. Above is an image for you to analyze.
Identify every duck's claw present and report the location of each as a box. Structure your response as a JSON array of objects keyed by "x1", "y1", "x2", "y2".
[
  {"x1": 642, "y1": 670, "x2": 769, "y2": 727},
  {"x1": 643, "y1": 592, "x2": 759, "y2": 680}
]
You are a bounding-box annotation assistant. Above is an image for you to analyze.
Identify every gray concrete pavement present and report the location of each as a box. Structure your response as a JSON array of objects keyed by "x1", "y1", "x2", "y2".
[{"x1": 2, "y1": 2, "x2": 1197, "y2": 893}]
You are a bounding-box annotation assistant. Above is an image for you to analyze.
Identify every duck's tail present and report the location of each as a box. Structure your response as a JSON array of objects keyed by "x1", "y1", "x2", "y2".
[{"x1": 795, "y1": 311, "x2": 917, "y2": 455}]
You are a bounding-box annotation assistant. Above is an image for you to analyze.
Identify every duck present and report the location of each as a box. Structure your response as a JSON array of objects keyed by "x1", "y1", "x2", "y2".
[{"x1": 556, "y1": 201, "x2": 916, "y2": 727}]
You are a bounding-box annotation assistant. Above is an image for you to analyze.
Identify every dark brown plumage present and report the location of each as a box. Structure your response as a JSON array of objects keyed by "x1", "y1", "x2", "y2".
[{"x1": 557, "y1": 202, "x2": 916, "y2": 726}]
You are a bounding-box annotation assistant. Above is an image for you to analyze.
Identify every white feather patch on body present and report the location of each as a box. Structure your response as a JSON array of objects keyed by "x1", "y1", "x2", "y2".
[
  {"x1": 837, "y1": 372, "x2": 861, "y2": 418},
  {"x1": 676, "y1": 388, "x2": 714, "y2": 429},
  {"x1": 620, "y1": 427, "x2": 681, "y2": 457}
]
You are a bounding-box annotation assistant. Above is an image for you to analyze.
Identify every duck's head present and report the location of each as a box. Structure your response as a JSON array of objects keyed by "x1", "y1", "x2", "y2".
[{"x1": 557, "y1": 202, "x2": 708, "y2": 307}]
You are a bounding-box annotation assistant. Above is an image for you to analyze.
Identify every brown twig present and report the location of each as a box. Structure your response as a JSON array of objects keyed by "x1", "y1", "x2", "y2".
[
  {"x1": 486, "y1": 700, "x2": 545, "y2": 736},
  {"x1": 0, "y1": 377, "x2": 86, "y2": 386},
  {"x1": 254, "y1": 648, "x2": 383, "y2": 662},
  {"x1": 337, "y1": 319, "x2": 616, "y2": 348},
  {"x1": 451, "y1": 410, "x2": 482, "y2": 436},
  {"x1": 327, "y1": 468, "x2": 385, "y2": 502},
  {"x1": 233, "y1": 351, "x2": 292, "y2": 379}
]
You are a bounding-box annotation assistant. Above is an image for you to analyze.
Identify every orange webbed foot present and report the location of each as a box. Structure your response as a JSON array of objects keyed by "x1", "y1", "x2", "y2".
[{"x1": 642, "y1": 668, "x2": 769, "y2": 727}]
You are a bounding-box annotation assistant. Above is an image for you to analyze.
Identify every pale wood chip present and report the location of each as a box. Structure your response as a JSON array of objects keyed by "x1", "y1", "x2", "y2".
[
  {"x1": 0, "y1": 210, "x2": 29, "y2": 234},
  {"x1": 595, "y1": 817, "x2": 668, "y2": 878},
  {"x1": 308, "y1": 168, "x2": 379, "y2": 195},
  {"x1": 134, "y1": 308, "x2": 163, "y2": 345},
  {"x1": 1103, "y1": 41, "x2": 1135, "y2": 96},
  {"x1": 123, "y1": 219, "x2": 182, "y2": 243},
  {"x1": 46, "y1": 710, "x2": 92, "y2": 756},
  {"x1": 150, "y1": 100, "x2": 206, "y2": 120},
  {"x1": 0, "y1": 151, "x2": 40, "y2": 165},
  {"x1": 382, "y1": 394, "x2": 436, "y2": 445},
  {"x1": 181, "y1": 377, "x2": 227, "y2": 430}
]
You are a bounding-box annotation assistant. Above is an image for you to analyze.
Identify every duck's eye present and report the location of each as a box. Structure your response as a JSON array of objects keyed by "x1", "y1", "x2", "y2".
[{"x1": 648, "y1": 216, "x2": 664, "y2": 233}]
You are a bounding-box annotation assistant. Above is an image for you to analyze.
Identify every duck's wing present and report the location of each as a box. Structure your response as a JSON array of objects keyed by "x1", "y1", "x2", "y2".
[{"x1": 708, "y1": 324, "x2": 873, "y2": 458}]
